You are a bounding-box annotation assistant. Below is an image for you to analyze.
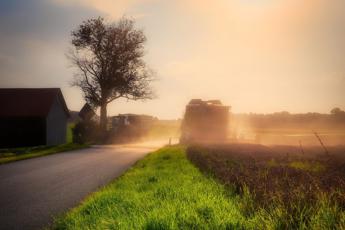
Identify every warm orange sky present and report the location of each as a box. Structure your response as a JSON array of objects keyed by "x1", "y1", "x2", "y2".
[{"x1": 1, "y1": 0, "x2": 345, "y2": 119}]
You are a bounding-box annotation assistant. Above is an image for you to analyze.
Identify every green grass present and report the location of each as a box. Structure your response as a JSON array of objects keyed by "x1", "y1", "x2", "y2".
[
  {"x1": 53, "y1": 146, "x2": 249, "y2": 229},
  {"x1": 288, "y1": 161, "x2": 326, "y2": 172},
  {"x1": 53, "y1": 146, "x2": 345, "y2": 230},
  {"x1": 0, "y1": 143, "x2": 88, "y2": 164}
]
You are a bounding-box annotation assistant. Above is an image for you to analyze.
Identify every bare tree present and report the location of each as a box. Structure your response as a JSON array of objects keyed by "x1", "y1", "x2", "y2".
[{"x1": 69, "y1": 17, "x2": 154, "y2": 131}]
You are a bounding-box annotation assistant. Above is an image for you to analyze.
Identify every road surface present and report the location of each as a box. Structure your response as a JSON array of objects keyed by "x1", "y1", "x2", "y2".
[{"x1": 0, "y1": 143, "x2": 163, "y2": 230}]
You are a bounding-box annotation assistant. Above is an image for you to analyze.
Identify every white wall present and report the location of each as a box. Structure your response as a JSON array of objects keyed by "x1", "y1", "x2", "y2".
[{"x1": 46, "y1": 96, "x2": 68, "y2": 145}]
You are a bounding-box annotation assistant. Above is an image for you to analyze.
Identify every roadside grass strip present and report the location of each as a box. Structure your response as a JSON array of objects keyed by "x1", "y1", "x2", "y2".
[
  {"x1": 0, "y1": 143, "x2": 88, "y2": 164},
  {"x1": 53, "y1": 146, "x2": 251, "y2": 230}
]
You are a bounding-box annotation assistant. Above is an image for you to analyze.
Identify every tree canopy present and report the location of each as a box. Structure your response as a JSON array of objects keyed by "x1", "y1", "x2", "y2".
[{"x1": 69, "y1": 17, "x2": 155, "y2": 130}]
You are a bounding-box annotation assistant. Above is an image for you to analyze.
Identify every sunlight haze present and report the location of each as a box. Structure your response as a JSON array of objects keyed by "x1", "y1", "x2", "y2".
[{"x1": 1, "y1": 0, "x2": 344, "y2": 119}]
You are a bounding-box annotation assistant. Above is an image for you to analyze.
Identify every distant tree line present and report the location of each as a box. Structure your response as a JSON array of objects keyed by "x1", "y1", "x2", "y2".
[{"x1": 231, "y1": 108, "x2": 345, "y2": 130}]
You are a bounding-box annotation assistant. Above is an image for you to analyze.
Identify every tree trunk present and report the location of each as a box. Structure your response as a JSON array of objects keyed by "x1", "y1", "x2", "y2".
[{"x1": 100, "y1": 102, "x2": 107, "y2": 132}]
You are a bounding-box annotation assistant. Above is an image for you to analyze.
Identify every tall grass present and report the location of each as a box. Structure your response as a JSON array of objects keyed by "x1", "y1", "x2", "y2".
[{"x1": 187, "y1": 144, "x2": 345, "y2": 229}]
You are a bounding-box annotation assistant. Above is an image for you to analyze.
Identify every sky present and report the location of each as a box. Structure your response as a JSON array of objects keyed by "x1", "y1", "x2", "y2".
[{"x1": 1, "y1": 0, "x2": 345, "y2": 119}]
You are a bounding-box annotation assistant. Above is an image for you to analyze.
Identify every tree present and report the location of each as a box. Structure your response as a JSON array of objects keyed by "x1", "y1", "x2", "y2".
[
  {"x1": 331, "y1": 107, "x2": 345, "y2": 115},
  {"x1": 69, "y1": 17, "x2": 154, "y2": 131}
]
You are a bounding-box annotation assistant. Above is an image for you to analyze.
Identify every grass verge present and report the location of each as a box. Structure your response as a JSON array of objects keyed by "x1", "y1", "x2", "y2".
[
  {"x1": 53, "y1": 146, "x2": 248, "y2": 229},
  {"x1": 0, "y1": 143, "x2": 88, "y2": 164}
]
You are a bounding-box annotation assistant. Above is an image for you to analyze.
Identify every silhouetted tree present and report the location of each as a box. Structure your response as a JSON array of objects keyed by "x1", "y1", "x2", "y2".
[
  {"x1": 331, "y1": 107, "x2": 345, "y2": 115},
  {"x1": 69, "y1": 17, "x2": 154, "y2": 131}
]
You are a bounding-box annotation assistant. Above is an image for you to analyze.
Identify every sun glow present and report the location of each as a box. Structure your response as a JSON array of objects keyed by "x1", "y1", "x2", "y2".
[{"x1": 1, "y1": 0, "x2": 344, "y2": 118}]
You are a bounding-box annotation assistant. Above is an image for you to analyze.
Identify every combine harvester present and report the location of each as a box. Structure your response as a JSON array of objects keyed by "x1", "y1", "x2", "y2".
[{"x1": 180, "y1": 99, "x2": 230, "y2": 144}]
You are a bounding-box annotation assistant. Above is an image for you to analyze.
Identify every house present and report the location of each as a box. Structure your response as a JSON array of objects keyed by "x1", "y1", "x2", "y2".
[
  {"x1": 79, "y1": 103, "x2": 96, "y2": 121},
  {"x1": 180, "y1": 99, "x2": 230, "y2": 143},
  {"x1": 0, "y1": 88, "x2": 70, "y2": 148}
]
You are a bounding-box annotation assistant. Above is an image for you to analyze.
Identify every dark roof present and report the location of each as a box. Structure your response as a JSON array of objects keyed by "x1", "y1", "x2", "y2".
[
  {"x1": 79, "y1": 103, "x2": 96, "y2": 120},
  {"x1": 0, "y1": 88, "x2": 70, "y2": 117}
]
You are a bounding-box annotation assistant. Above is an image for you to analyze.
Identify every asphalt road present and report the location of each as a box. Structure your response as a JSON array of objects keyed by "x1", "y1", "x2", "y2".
[{"x1": 0, "y1": 143, "x2": 163, "y2": 230}]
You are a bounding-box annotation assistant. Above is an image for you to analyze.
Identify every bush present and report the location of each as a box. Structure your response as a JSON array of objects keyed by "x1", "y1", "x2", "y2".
[{"x1": 72, "y1": 120, "x2": 100, "y2": 144}]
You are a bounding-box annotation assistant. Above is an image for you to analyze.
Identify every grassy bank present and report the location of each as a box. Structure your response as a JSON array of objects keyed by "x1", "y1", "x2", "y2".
[
  {"x1": 0, "y1": 143, "x2": 88, "y2": 164},
  {"x1": 53, "y1": 146, "x2": 248, "y2": 229}
]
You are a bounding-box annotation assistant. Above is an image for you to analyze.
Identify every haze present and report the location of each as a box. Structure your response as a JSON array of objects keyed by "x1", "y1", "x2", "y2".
[{"x1": 1, "y1": 0, "x2": 345, "y2": 119}]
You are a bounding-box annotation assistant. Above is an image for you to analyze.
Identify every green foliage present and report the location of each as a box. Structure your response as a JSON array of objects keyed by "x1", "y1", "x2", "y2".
[{"x1": 67, "y1": 123, "x2": 75, "y2": 143}]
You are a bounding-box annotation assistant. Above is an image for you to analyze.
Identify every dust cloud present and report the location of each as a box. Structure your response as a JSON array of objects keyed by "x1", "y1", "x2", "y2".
[{"x1": 229, "y1": 111, "x2": 345, "y2": 146}]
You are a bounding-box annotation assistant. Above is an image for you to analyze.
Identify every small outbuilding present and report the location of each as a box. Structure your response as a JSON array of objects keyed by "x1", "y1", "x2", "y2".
[
  {"x1": 0, "y1": 88, "x2": 70, "y2": 148},
  {"x1": 79, "y1": 103, "x2": 96, "y2": 121}
]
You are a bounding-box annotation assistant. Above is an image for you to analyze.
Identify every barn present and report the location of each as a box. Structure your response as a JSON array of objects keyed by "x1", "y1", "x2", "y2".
[{"x1": 0, "y1": 88, "x2": 70, "y2": 148}]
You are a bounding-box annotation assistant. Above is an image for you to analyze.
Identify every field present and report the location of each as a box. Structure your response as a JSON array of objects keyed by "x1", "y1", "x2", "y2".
[
  {"x1": 53, "y1": 145, "x2": 345, "y2": 229},
  {"x1": 231, "y1": 128, "x2": 345, "y2": 146},
  {"x1": 187, "y1": 144, "x2": 345, "y2": 229}
]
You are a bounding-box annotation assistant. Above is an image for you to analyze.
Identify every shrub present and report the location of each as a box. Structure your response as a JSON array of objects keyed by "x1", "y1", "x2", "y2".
[{"x1": 72, "y1": 120, "x2": 100, "y2": 144}]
